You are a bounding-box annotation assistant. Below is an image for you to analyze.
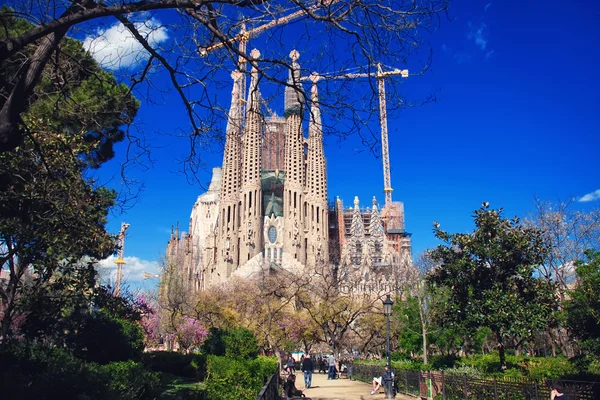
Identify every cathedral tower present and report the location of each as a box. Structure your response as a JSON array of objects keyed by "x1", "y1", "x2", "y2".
[
  {"x1": 238, "y1": 49, "x2": 264, "y2": 270},
  {"x1": 216, "y1": 70, "x2": 244, "y2": 282},
  {"x1": 282, "y1": 50, "x2": 306, "y2": 263},
  {"x1": 304, "y1": 74, "x2": 329, "y2": 266}
]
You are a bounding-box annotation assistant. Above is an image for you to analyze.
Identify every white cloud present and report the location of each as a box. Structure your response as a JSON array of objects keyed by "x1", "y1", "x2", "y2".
[
  {"x1": 485, "y1": 50, "x2": 495, "y2": 60},
  {"x1": 578, "y1": 189, "x2": 600, "y2": 202},
  {"x1": 468, "y1": 21, "x2": 489, "y2": 50},
  {"x1": 83, "y1": 16, "x2": 168, "y2": 70},
  {"x1": 484, "y1": 2, "x2": 492, "y2": 12},
  {"x1": 96, "y1": 255, "x2": 161, "y2": 284}
]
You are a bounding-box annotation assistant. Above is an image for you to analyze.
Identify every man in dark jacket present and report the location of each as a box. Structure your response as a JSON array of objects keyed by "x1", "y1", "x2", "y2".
[{"x1": 301, "y1": 353, "x2": 314, "y2": 388}]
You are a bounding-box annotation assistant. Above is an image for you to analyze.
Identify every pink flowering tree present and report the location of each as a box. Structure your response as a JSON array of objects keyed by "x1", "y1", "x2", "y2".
[{"x1": 176, "y1": 317, "x2": 208, "y2": 352}]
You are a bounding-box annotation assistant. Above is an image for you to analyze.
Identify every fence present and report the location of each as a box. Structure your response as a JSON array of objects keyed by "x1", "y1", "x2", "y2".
[
  {"x1": 348, "y1": 364, "x2": 599, "y2": 400},
  {"x1": 256, "y1": 373, "x2": 280, "y2": 400}
]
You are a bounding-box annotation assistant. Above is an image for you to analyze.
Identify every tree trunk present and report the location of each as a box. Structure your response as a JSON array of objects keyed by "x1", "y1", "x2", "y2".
[
  {"x1": 422, "y1": 325, "x2": 428, "y2": 365},
  {"x1": 0, "y1": 29, "x2": 67, "y2": 152},
  {"x1": 496, "y1": 333, "x2": 507, "y2": 371}
]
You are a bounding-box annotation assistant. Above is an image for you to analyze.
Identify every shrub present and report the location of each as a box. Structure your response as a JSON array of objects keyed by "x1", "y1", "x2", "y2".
[
  {"x1": 142, "y1": 351, "x2": 207, "y2": 380},
  {"x1": 70, "y1": 313, "x2": 145, "y2": 364},
  {"x1": 205, "y1": 355, "x2": 278, "y2": 400},
  {"x1": 519, "y1": 356, "x2": 577, "y2": 380},
  {"x1": 0, "y1": 342, "x2": 164, "y2": 400},
  {"x1": 90, "y1": 360, "x2": 164, "y2": 400},
  {"x1": 0, "y1": 341, "x2": 100, "y2": 399},
  {"x1": 443, "y1": 365, "x2": 484, "y2": 378},
  {"x1": 202, "y1": 327, "x2": 258, "y2": 360},
  {"x1": 430, "y1": 355, "x2": 460, "y2": 370}
]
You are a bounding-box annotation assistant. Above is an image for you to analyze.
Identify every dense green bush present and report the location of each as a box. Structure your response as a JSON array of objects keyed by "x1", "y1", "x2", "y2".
[
  {"x1": 520, "y1": 356, "x2": 577, "y2": 380},
  {"x1": 71, "y1": 313, "x2": 145, "y2": 364},
  {"x1": 0, "y1": 342, "x2": 164, "y2": 400},
  {"x1": 202, "y1": 327, "x2": 259, "y2": 360},
  {"x1": 143, "y1": 351, "x2": 207, "y2": 380},
  {"x1": 430, "y1": 355, "x2": 460, "y2": 370},
  {"x1": 90, "y1": 360, "x2": 164, "y2": 399},
  {"x1": 205, "y1": 355, "x2": 278, "y2": 400}
]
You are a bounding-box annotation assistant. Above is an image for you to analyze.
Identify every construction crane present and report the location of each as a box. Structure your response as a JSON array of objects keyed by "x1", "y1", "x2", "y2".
[
  {"x1": 301, "y1": 64, "x2": 409, "y2": 207},
  {"x1": 198, "y1": 1, "x2": 341, "y2": 57},
  {"x1": 198, "y1": 1, "x2": 406, "y2": 207},
  {"x1": 198, "y1": 1, "x2": 341, "y2": 117},
  {"x1": 114, "y1": 222, "x2": 130, "y2": 296}
]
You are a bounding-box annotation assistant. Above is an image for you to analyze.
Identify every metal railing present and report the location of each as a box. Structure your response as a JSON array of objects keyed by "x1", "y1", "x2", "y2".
[
  {"x1": 256, "y1": 373, "x2": 280, "y2": 400},
  {"x1": 348, "y1": 364, "x2": 599, "y2": 400}
]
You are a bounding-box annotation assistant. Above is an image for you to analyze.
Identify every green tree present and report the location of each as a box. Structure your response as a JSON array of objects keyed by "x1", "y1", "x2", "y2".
[
  {"x1": 202, "y1": 327, "x2": 259, "y2": 360},
  {"x1": 395, "y1": 295, "x2": 423, "y2": 358},
  {"x1": 0, "y1": 10, "x2": 139, "y2": 341},
  {"x1": 566, "y1": 249, "x2": 600, "y2": 357},
  {"x1": 427, "y1": 203, "x2": 558, "y2": 370},
  {"x1": 18, "y1": 266, "x2": 147, "y2": 363}
]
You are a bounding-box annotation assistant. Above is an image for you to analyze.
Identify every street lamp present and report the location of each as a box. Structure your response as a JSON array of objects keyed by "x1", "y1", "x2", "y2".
[{"x1": 383, "y1": 294, "x2": 394, "y2": 398}]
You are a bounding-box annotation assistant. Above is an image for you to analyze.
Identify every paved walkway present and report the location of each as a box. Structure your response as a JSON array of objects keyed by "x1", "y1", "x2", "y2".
[{"x1": 296, "y1": 372, "x2": 415, "y2": 400}]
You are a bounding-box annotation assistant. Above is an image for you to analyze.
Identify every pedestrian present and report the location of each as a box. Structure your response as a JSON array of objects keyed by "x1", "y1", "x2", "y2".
[
  {"x1": 301, "y1": 353, "x2": 314, "y2": 388},
  {"x1": 550, "y1": 382, "x2": 567, "y2": 400},
  {"x1": 285, "y1": 355, "x2": 295, "y2": 375},
  {"x1": 327, "y1": 354, "x2": 336, "y2": 379}
]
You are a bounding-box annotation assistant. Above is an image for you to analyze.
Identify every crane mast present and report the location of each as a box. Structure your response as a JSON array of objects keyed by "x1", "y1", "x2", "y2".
[
  {"x1": 114, "y1": 222, "x2": 130, "y2": 296},
  {"x1": 301, "y1": 66, "x2": 408, "y2": 208},
  {"x1": 198, "y1": 1, "x2": 341, "y2": 57}
]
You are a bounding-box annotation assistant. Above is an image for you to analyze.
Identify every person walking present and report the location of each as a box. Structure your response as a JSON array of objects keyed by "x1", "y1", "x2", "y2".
[
  {"x1": 285, "y1": 355, "x2": 295, "y2": 375},
  {"x1": 327, "y1": 354, "x2": 336, "y2": 380},
  {"x1": 301, "y1": 353, "x2": 314, "y2": 388}
]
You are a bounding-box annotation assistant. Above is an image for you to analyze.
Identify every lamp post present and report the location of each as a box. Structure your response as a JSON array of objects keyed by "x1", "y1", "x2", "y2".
[{"x1": 383, "y1": 294, "x2": 394, "y2": 398}]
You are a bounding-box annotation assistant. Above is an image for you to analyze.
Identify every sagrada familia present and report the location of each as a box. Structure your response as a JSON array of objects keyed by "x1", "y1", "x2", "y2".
[{"x1": 166, "y1": 49, "x2": 413, "y2": 294}]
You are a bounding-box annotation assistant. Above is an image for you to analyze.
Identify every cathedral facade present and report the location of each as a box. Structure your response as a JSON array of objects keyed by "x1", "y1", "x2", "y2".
[{"x1": 166, "y1": 49, "x2": 413, "y2": 293}]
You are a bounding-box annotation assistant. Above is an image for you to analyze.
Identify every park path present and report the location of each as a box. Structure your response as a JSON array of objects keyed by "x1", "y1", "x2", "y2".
[{"x1": 297, "y1": 372, "x2": 415, "y2": 400}]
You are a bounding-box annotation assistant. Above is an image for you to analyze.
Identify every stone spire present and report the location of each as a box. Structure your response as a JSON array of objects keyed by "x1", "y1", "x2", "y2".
[
  {"x1": 215, "y1": 70, "x2": 244, "y2": 281},
  {"x1": 369, "y1": 197, "x2": 384, "y2": 265},
  {"x1": 349, "y1": 196, "x2": 365, "y2": 266},
  {"x1": 304, "y1": 74, "x2": 329, "y2": 266},
  {"x1": 283, "y1": 50, "x2": 306, "y2": 262},
  {"x1": 239, "y1": 49, "x2": 264, "y2": 268}
]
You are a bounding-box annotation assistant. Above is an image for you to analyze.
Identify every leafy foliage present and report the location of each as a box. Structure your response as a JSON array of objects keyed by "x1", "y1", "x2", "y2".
[
  {"x1": 19, "y1": 278, "x2": 147, "y2": 364},
  {"x1": 142, "y1": 351, "x2": 207, "y2": 380},
  {"x1": 427, "y1": 204, "x2": 559, "y2": 370},
  {"x1": 0, "y1": 342, "x2": 164, "y2": 400},
  {"x1": 566, "y1": 250, "x2": 600, "y2": 357},
  {"x1": 205, "y1": 355, "x2": 278, "y2": 400},
  {"x1": 0, "y1": 8, "x2": 139, "y2": 340},
  {"x1": 202, "y1": 327, "x2": 259, "y2": 360}
]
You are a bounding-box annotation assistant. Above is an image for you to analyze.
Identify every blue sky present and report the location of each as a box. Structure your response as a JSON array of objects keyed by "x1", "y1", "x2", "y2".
[{"x1": 85, "y1": 0, "x2": 599, "y2": 287}]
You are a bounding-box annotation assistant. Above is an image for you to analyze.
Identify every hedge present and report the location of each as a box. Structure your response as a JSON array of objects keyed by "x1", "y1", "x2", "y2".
[{"x1": 205, "y1": 355, "x2": 278, "y2": 400}]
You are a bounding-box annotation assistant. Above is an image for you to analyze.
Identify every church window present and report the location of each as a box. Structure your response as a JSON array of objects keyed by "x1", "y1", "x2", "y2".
[
  {"x1": 317, "y1": 207, "x2": 320, "y2": 223},
  {"x1": 268, "y1": 226, "x2": 277, "y2": 243}
]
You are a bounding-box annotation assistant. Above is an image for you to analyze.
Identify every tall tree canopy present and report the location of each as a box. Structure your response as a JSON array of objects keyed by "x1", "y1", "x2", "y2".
[
  {"x1": 566, "y1": 249, "x2": 600, "y2": 358},
  {"x1": 0, "y1": 9, "x2": 139, "y2": 341},
  {"x1": 427, "y1": 203, "x2": 558, "y2": 370}
]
